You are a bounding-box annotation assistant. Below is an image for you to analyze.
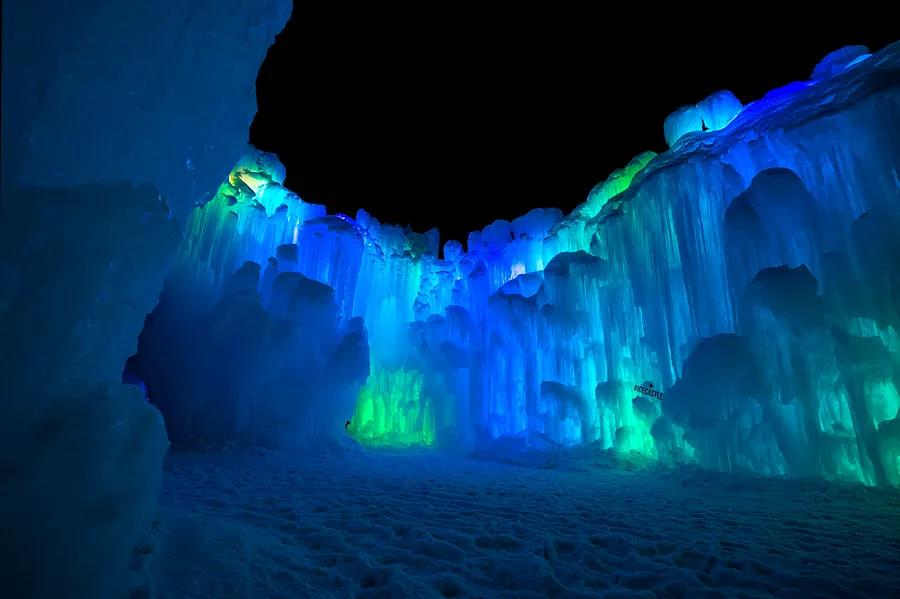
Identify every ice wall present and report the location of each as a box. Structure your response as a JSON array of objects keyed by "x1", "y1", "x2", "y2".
[
  {"x1": 0, "y1": 185, "x2": 179, "y2": 597},
  {"x1": 142, "y1": 42, "x2": 900, "y2": 485},
  {"x1": 1, "y1": 0, "x2": 291, "y2": 595},
  {"x1": 2, "y1": 0, "x2": 290, "y2": 223}
]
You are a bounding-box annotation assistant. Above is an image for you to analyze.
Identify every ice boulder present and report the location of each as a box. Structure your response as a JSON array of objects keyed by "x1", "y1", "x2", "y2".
[
  {"x1": 811, "y1": 45, "x2": 871, "y2": 80},
  {"x1": 663, "y1": 104, "x2": 704, "y2": 147},
  {"x1": 697, "y1": 90, "x2": 743, "y2": 131}
]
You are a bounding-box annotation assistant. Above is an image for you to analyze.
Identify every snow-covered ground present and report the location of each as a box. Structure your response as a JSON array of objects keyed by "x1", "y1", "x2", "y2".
[{"x1": 139, "y1": 446, "x2": 900, "y2": 598}]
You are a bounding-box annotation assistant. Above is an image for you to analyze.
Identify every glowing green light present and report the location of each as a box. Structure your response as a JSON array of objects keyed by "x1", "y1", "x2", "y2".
[{"x1": 348, "y1": 368, "x2": 435, "y2": 446}]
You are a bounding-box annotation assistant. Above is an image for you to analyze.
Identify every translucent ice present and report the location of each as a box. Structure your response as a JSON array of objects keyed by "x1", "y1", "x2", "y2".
[
  {"x1": 663, "y1": 104, "x2": 704, "y2": 147},
  {"x1": 697, "y1": 90, "x2": 743, "y2": 131}
]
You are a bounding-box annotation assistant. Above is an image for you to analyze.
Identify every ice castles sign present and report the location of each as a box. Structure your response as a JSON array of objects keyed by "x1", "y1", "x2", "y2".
[{"x1": 633, "y1": 382, "x2": 664, "y2": 401}]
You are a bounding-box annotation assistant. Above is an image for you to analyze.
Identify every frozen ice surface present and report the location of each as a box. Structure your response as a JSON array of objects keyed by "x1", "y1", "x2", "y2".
[{"x1": 143, "y1": 448, "x2": 900, "y2": 598}]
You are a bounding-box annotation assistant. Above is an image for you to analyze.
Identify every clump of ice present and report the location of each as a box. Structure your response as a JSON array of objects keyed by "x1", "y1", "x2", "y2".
[
  {"x1": 663, "y1": 104, "x2": 704, "y2": 146},
  {"x1": 811, "y1": 45, "x2": 871, "y2": 80}
]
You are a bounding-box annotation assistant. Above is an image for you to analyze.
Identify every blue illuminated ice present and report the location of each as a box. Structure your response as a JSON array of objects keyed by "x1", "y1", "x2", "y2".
[
  {"x1": 697, "y1": 90, "x2": 743, "y2": 131},
  {"x1": 663, "y1": 104, "x2": 704, "y2": 146},
  {"x1": 132, "y1": 42, "x2": 900, "y2": 489},
  {"x1": 811, "y1": 45, "x2": 871, "y2": 80}
]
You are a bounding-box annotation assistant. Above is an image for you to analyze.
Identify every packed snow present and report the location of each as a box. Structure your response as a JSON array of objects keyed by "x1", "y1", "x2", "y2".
[{"x1": 137, "y1": 446, "x2": 900, "y2": 598}]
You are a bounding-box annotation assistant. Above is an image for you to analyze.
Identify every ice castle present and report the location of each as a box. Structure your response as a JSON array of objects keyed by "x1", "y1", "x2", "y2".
[{"x1": 128, "y1": 43, "x2": 900, "y2": 487}]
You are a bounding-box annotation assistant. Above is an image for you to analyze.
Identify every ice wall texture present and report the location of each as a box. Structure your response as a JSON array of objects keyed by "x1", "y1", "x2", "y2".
[
  {"x1": 144, "y1": 43, "x2": 900, "y2": 485},
  {"x1": 1, "y1": 0, "x2": 291, "y2": 222},
  {"x1": 0, "y1": 1, "x2": 291, "y2": 595},
  {"x1": 0, "y1": 185, "x2": 179, "y2": 597}
]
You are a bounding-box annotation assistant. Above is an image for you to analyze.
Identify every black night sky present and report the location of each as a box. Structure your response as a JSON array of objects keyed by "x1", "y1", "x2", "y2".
[{"x1": 250, "y1": 3, "x2": 897, "y2": 246}]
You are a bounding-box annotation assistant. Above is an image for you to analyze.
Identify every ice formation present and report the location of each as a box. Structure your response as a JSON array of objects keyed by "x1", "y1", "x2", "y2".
[
  {"x1": 811, "y1": 45, "x2": 871, "y2": 80},
  {"x1": 697, "y1": 90, "x2": 743, "y2": 131},
  {"x1": 2, "y1": 0, "x2": 290, "y2": 223},
  {"x1": 134, "y1": 43, "x2": 900, "y2": 487},
  {"x1": 0, "y1": 184, "x2": 179, "y2": 597},
  {"x1": 663, "y1": 104, "x2": 704, "y2": 147},
  {"x1": 666, "y1": 91, "x2": 743, "y2": 147},
  {"x1": 0, "y1": 1, "x2": 291, "y2": 595}
]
